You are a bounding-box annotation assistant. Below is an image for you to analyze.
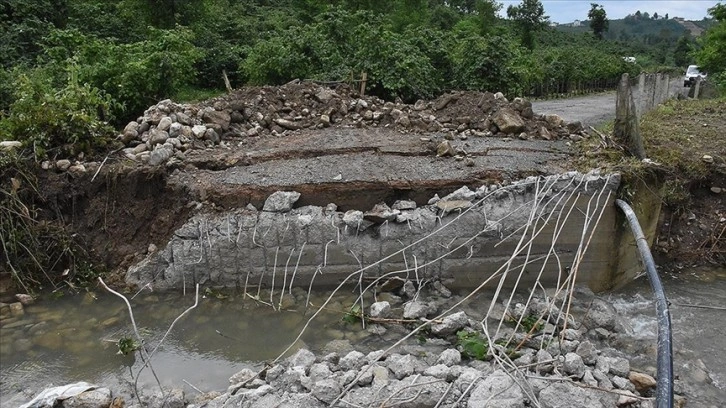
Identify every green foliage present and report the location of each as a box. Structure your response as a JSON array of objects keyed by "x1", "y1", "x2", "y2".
[
  {"x1": 0, "y1": 65, "x2": 115, "y2": 158},
  {"x1": 117, "y1": 337, "x2": 140, "y2": 355},
  {"x1": 512, "y1": 314, "x2": 543, "y2": 332},
  {"x1": 4, "y1": 0, "x2": 653, "y2": 123},
  {"x1": 342, "y1": 304, "x2": 363, "y2": 324},
  {"x1": 242, "y1": 8, "x2": 440, "y2": 101},
  {"x1": 456, "y1": 330, "x2": 489, "y2": 360},
  {"x1": 476, "y1": 0, "x2": 501, "y2": 35},
  {"x1": 507, "y1": 0, "x2": 549, "y2": 49},
  {"x1": 588, "y1": 3, "x2": 609, "y2": 40},
  {"x1": 0, "y1": 0, "x2": 68, "y2": 68},
  {"x1": 0, "y1": 66, "x2": 15, "y2": 113},
  {"x1": 352, "y1": 24, "x2": 439, "y2": 101},
  {"x1": 40, "y1": 27, "x2": 202, "y2": 122},
  {"x1": 673, "y1": 33, "x2": 695, "y2": 67},
  {"x1": 450, "y1": 35, "x2": 520, "y2": 93},
  {"x1": 694, "y1": 4, "x2": 726, "y2": 91}
]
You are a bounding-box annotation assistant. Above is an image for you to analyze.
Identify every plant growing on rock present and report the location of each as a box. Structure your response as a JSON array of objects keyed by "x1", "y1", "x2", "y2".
[
  {"x1": 117, "y1": 337, "x2": 141, "y2": 355},
  {"x1": 456, "y1": 330, "x2": 490, "y2": 360}
]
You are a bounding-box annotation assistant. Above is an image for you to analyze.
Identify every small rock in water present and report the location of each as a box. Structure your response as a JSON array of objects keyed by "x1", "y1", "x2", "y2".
[
  {"x1": 15, "y1": 294, "x2": 34, "y2": 305},
  {"x1": 403, "y1": 301, "x2": 436, "y2": 319},
  {"x1": 369, "y1": 301, "x2": 391, "y2": 319},
  {"x1": 9, "y1": 302, "x2": 24, "y2": 316}
]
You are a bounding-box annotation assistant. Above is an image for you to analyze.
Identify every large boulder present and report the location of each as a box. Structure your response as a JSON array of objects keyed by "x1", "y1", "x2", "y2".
[
  {"x1": 263, "y1": 191, "x2": 301, "y2": 212},
  {"x1": 492, "y1": 108, "x2": 525, "y2": 134},
  {"x1": 202, "y1": 109, "x2": 231, "y2": 131}
]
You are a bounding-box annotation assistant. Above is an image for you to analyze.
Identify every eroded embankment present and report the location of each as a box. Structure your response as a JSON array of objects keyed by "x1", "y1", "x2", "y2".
[
  {"x1": 127, "y1": 171, "x2": 623, "y2": 293},
  {"x1": 21, "y1": 81, "x2": 600, "y2": 291}
]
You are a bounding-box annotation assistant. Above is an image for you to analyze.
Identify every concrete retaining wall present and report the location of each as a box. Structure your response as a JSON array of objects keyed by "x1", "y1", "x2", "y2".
[
  {"x1": 632, "y1": 73, "x2": 687, "y2": 120},
  {"x1": 126, "y1": 171, "x2": 626, "y2": 293}
]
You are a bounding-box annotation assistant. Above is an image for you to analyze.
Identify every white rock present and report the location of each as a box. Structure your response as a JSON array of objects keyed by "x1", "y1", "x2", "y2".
[
  {"x1": 437, "y1": 349, "x2": 462, "y2": 367},
  {"x1": 369, "y1": 301, "x2": 391, "y2": 319},
  {"x1": 403, "y1": 301, "x2": 436, "y2": 319},
  {"x1": 263, "y1": 191, "x2": 301, "y2": 212}
]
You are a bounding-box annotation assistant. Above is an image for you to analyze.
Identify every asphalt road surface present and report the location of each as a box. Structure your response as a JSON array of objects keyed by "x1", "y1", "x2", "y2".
[{"x1": 532, "y1": 92, "x2": 616, "y2": 127}]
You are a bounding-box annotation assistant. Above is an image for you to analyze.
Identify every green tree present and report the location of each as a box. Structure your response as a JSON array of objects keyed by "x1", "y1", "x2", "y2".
[
  {"x1": 587, "y1": 3, "x2": 608, "y2": 40},
  {"x1": 506, "y1": 0, "x2": 548, "y2": 49},
  {"x1": 476, "y1": 0, "x2": 501, "y2": 35},
  {"x1": 0, "y1": 0, "x2": 69, "y2": 67},
  {"x1": 694, "y1": 3, "x2": 726, "y2": 89}
]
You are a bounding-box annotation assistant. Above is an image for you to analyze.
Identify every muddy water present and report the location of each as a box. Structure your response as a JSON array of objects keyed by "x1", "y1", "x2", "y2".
[
  {"x1": 0, "y1": 289, "x2": 380, "y2": 405},
  {"x1": 611, "y1": 266, "x2": 726, "y2": 407},
  {"x1": 2, "y1": 267, "x2": 725, "y2": 407}
]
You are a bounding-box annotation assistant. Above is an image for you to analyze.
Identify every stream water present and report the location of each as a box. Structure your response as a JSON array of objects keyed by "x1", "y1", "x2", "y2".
[
  {"x1": 0, "y1": 288, "x2": 380, "y2": 405},
  {"x1": 1, "y1": 266, "x2": 725, "y2": 407},
  {"x1": 611, "y1": 265, "x2": 726, "y2": 407}
]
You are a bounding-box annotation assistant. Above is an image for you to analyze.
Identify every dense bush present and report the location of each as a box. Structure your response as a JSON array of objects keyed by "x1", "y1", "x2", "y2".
[
  {"x1": 694, "y1": 4, "x2": 726, "y2": 93},
  {"x1": 0, "y1": 65, "x2": 115, "y2": 158},
  {"x1": 2, "y1": 0, "x2": 662, "y2": 147},
  {"x1": 40, "y1": 27, "x2": 202, "y2": 122}
]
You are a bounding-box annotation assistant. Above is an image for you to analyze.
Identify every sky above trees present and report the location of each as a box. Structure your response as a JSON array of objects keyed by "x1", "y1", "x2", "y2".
[{"x1": 499, "y1": 0, "x2": 718, "y2": 23}]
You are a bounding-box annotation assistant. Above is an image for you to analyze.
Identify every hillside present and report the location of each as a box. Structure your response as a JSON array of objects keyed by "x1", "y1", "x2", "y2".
[{"x1": 557, "y1": 17, "x2": 685, "y2": 41}]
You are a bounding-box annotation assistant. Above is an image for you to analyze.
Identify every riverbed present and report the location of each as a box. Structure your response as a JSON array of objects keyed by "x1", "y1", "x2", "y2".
[{"x1": 2, "y1": 266, "x2": 725, "y2": 407}]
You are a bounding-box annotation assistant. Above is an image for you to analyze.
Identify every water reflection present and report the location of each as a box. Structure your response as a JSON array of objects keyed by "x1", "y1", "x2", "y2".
[{"x1": 0, "y1": 288, "x2": 368, "y2": 404}]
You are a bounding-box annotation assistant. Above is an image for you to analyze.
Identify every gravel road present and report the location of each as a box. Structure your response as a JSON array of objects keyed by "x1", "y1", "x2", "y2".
[{"x1": 532, "y1": 92, "x2": 616, "y2": 127}]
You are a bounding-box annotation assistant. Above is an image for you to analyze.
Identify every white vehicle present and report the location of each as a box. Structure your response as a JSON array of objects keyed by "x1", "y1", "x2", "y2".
[{"x1": 684, "y1": 65, "x2": 707, "y2": 87}]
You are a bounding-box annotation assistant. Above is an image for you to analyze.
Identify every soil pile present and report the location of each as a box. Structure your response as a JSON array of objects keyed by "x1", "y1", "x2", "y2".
[{"x1": 114, "y1": 81, "x2": 585, "y2": 167}]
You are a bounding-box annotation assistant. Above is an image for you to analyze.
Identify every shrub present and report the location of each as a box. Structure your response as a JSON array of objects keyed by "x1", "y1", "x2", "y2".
[
  {"x1": 40, "y1": 27, "x2": 202, "y2": 123},
  {"x1": 450, "y1": 35, "x2": 520, "y2": 93},
  {"x1": 0, "y1": 65, "x2": 116, "y2": 158}
]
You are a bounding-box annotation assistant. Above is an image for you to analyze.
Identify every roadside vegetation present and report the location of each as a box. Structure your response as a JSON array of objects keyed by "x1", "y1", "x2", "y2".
[
  {"x1": 0, "y1": 0, "x2": 690, "y2": 156},
  {"x1": 2, "y1": 0, "x2": 723, "y2": 159},
  {"x1": 577, "y1": 97, "x2": 725, "y2": 210}
]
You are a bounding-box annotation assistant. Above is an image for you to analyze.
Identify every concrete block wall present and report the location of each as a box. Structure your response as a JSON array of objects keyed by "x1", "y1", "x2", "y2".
[
  {"x1": 632, "y1": 72, "x2": 687, "y2": 120},
  {"x1": 127, "y1": 171, "x2": 626, "y2": 293}
]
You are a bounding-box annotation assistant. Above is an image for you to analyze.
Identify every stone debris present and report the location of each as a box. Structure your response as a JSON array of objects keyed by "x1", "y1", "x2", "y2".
[
  {"x1": 13, "y1": 286, "x2": 694, "y2": 408},
  {"x1": 85, "y1": 83, "x2": 585, "y2": 169}
]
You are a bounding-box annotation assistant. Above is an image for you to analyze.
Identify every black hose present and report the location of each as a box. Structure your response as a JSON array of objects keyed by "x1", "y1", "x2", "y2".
[{"x1": 615, "y1": 199, "x2": 673, "y2": 408}]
